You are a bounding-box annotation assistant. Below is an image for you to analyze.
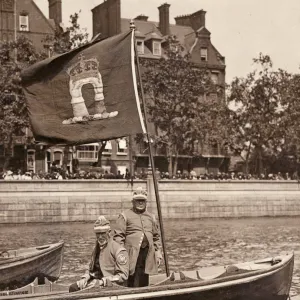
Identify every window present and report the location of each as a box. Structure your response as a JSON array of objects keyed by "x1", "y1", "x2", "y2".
[
  {"x1": 153, "y1": 41, "x2": 161, "y2": 56},
  {"x1": 200, "y1": 47, "x2": 208, "y2": 61},
  {"x1": 117, "y1": 138, "x2": 127, "y2": 155},
  {"x1": 211, "y1": 72, "x2": 219, "y2": 84},
  {"x1": 136, "y1": 40, "x2": 144, "y2": 54},
  {"x1": 53, "y1": 151, "x2": 62, "y2": 166},
  {"x1": 103, "y1": 141, "x2": 112, "y2": 155},
  {"x1": 27, "y1": 150, "x2": 36, "y2": 172},
  {"x1": 77, "y1": 144, "x2": 98, "y2": 161},
  {"x1": 19, "y1": 15, "x2": 29, "y2": 31}
]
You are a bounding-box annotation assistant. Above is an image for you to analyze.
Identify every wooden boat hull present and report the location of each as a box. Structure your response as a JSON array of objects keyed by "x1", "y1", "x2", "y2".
[
  {"x1": 0, "y1": 253, "x2": 293, "y2": 300},
  {"x1": 0, "y1": 241, "x2": 64, "y2": 290}
]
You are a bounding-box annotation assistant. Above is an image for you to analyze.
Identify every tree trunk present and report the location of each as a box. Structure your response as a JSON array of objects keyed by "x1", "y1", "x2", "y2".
[
  {"x1": 168, "y1": 156, "x2": 173, "y2": 177},
  {"x1": 167, "y1": 144, "x2": 173, "y2": 176},
  {"x1": 96, "y1": 141, "x2": 107, "y2": 167},
  {"x1": 244, "y1": 142, "x2": 252, "y2": 175},
  {"x1": 257, "y1": 146, "x2": 263, "y2": 176},
  {"x1": 62, "y1": 146, "x2": 69, "y2": 171},
  {"x1": 3, "y1": 136, "x2": 13, "y2": 172},
  {"x1": 173, "y1": 153, "x2": 178, "y2": 176}
]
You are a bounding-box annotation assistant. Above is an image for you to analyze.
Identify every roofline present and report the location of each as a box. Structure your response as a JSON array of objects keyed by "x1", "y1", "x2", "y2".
[{"x1": 32, "y1": 0, "x2": 55, "y2": 32}]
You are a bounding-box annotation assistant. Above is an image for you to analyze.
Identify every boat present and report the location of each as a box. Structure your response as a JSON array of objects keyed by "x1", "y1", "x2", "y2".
[
  {"x1": 0, "y1": 253, "x2": 293, "y2": 300},
  {"x1": 0, "y1": 241, "x2": 64, "y2": 290}
]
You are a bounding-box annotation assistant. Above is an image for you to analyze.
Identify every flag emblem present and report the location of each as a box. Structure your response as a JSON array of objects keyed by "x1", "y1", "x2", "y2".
[{"x1": 63, "y1": 54, "x2": 118, "y2": 125}]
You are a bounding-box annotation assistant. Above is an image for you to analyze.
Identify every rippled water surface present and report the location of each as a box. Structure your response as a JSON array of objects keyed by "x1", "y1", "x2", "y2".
[{"x1": 0, "y1": 217, "x2": 299, "y2": 297}]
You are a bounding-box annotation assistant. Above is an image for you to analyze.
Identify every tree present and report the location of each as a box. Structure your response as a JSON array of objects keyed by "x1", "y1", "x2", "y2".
[
  {"x1": 95, "y1": 141, "x2": 107, "y2": 168},
  {"x1": 0, "y1": 36, "x2": 46, "y2": 171},
  {"x1": 227, "y1": 54, "x2": 291, "y2": 175},
  {"x1": 279, "y1": 73, "x2": 300, "y2": 177},
  {"x1": 43, "y1": 11, "x2": 89, "y2": 55},
  {"x1": 140, "y1": 36, "x2": 227, "y2": 176}
]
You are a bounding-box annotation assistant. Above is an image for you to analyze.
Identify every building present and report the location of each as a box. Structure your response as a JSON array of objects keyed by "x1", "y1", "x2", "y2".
[
  {"x1": 0, "y1": 0, "x2": 62, "y2": 51},
  {"x1": 91, "y1": 0, "x2": 229, "y2": 175},
  {"x1": 0, "y1": 0, "x2": 67, "y2": 173}
]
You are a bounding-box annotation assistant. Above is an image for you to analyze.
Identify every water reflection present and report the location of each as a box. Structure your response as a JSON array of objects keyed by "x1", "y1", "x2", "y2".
[{"x1": 0, "y1": 217, "x2": 299, "y2": 297}]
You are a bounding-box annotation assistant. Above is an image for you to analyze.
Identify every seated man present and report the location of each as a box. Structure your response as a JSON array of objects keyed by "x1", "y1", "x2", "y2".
[{"x1": 69, "y1": 216, "x2": 129, "y2": 292}]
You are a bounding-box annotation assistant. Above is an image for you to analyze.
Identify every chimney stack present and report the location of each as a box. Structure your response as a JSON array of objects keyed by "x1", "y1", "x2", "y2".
[
  {"x1": 175, "y1": 10, "x2": 206, "y2": 31},
  {"x1": 190, "y1": 10, "x2": 206, "y2": 30},
  {"x1": 48, "y1": 0, "x2": 62, "y2": 25},
  {"x1": 134, "y1": 15, "x2": 149, "y2": 22},
  {"x1": 158, "y1": 3, "x2": 170, "y2": 36},
  {"x1": 92, "y1": 0, "x2": 121, "y2": 39}
]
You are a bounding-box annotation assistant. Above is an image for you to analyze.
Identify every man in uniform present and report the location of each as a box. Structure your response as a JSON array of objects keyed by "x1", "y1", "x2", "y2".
[
  {"x1": 69, "y1": 216, "x2": 129, "y2": 292},
  {"x1": 113, "y1": 187, "x2": 163, "y2": 287}
]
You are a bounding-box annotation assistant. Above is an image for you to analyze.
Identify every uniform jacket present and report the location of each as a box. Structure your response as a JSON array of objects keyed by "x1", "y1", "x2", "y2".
[
  {"x1": 113, "y1": 208, "x2": 163, "y2": 275},
  {"x1": 88, "y1": 238, "x2": 129, "y2": 284}
]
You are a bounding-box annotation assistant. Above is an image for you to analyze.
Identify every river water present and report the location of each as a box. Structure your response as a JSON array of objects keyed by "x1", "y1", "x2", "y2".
[{"x1": 0, "y1": 217, "x2": 299, "y2": 297}]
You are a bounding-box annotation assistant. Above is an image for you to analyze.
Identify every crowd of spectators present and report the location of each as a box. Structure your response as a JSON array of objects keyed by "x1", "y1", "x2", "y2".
[{"x1": 0, "y1": 167, "x2": 297, "y2": 181}]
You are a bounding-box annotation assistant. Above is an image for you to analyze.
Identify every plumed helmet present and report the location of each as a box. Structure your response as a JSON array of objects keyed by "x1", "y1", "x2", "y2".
[
  {"x1": 94, "y1": 215, "x2": 111, "y2": 233},
  {"x1": 132, "y1": 187, "x2": 148, "y2": 201}
]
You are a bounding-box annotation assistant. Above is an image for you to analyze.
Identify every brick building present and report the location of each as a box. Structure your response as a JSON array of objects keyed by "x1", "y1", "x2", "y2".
[
  {"x1": 0, "y1": 0, "x2": 62, "y2": 50},
  {"x1": 91, "y1": 0, "x2": 229, "y2": 175},
  {"x1": 0, "y1": 0, "x2": 69, "y2": 173}
]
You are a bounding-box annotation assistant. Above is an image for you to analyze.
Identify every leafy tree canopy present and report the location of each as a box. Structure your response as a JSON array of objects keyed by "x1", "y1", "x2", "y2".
[
  {"x1": 227, "y1": 53, "x2": 293, "y2": 175},
  {"x1": 140, "y1": 36, "x2": 228, "y2": 175}
]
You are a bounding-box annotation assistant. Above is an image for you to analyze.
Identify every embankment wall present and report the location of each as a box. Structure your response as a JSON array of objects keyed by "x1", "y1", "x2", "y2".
[{"x1": 0, "y1": 180, "x2": 300, "y2": 223}]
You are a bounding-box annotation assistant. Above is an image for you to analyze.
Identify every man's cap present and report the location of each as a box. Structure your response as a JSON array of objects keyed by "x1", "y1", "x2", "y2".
[
  {"x1": 132, "y1": 187, "x2": 148, "y2": 201},
  {"x1": 94, "y1": 216, "x2": 111, "y2": 233}
]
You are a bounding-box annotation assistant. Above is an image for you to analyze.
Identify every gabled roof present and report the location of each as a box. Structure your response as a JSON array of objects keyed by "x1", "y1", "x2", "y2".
[
  {"x1": 196, "y1": 27, "x2": 211, "y2": 36},
  {"x1": 121, "y1": 18, "x2": 195, "y2": 55},
  {"x1": 121, "y1": 19, "x2": 161, "y2": 36},
  {"x1": 32, "y1": 0, "x2": 55, "y2": 31},
  {"x1": 145, "y1": 32, "x2": 163, "y2": 41}
]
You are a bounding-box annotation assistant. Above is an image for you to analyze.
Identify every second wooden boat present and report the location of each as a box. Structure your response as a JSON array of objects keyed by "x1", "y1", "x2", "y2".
[{"x1": 0, "y1": 241, "x2": 64, "y2": 290}]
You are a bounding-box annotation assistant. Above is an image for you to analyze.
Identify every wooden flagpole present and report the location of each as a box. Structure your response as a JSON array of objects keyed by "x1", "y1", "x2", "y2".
[
  {"x1": 128, "y1": 135, "x2": 134, "y2": 189},
  {"x1": 130, "y1": 22, "x2": 170, "y2": 276}
]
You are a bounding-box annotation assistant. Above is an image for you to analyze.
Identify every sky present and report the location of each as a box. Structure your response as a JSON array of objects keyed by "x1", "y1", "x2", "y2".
[{"x1": 35, "y1": 0, "x2": 300, "y2": 83}]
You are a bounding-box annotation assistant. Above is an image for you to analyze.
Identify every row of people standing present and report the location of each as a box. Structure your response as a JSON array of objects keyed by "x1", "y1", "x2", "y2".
[{"x1": 69, "y1": 187, "x2": 163, "y2": 292}]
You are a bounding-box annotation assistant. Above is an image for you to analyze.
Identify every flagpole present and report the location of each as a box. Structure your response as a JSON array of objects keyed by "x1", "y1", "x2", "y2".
[
  {"x1": 130, "y1": 21, "x2": 170, "y2": 277},
  {"x1": 14, "y1": 0, "x2": 17, "y2": 62},
  {"x1": 128, "y1": 135, "x2": 134, "y2": 189}
]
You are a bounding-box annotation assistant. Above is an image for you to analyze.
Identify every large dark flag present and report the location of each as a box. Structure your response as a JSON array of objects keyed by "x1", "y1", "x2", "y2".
[{"x1": 21, "y1": 31, "x2": 146, "y2": 145}]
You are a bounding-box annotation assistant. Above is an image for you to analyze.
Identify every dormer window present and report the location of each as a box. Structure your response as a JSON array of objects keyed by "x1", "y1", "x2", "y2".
[
  {"x1": 153, "y1": 41, "x2": 161, "y2": 56},
  {"x1": 19, "y1": 14, "x2": 29, "y2": 31},
  {"x1": 200, "y1": 47, "x2": 208, "y2": 61},
  {"x1": 136, "y1": 40, "x2": 144, "y2": 54}
]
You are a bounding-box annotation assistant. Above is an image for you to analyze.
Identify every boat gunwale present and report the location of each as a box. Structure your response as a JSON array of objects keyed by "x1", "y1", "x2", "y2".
[
  {"x1": 0, "y1": 241, "x2": 64, "y2": 268},
  {"x1": 8, "y1": 253, "x2": 293, "y2": 300}
]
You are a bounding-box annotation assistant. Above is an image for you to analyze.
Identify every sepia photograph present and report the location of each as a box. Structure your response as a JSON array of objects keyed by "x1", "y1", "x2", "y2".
[{"x1": 0, "y1": 0, "x2": 299, "y2": 299}]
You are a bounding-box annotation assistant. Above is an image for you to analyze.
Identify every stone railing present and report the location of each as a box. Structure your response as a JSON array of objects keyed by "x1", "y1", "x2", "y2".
[{"x1": 0, "y1": 179, "x2": 300, "y2": 223}]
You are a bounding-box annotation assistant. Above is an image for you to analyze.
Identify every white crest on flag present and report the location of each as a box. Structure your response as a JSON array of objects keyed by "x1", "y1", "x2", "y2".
[{"x1": 63, "y1": 54, "x2": 118, "y2": 125}]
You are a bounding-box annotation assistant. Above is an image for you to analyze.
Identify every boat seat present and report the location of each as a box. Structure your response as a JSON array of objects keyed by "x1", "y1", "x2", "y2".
[{"x1": 215, "y1": 265, "x2": 251, "y2": 279}]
